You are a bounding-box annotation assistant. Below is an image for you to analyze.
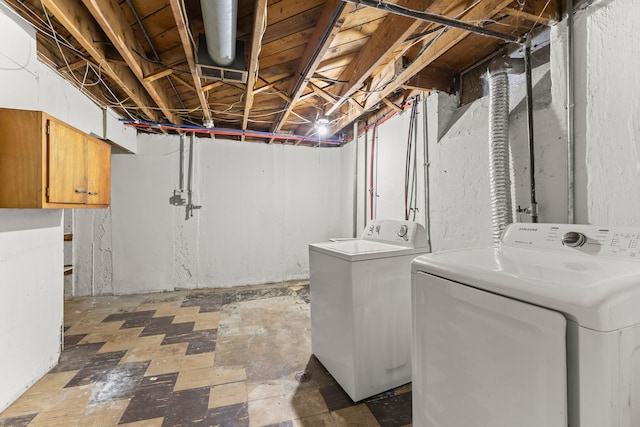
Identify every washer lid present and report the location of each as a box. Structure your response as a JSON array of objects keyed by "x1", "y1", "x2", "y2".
[
  {"x1": 412, "y1": 246, "x2": 640, "y2": 332},
  {"x1": 310, "y1": 239, "x2": 427, "y2": 261}
]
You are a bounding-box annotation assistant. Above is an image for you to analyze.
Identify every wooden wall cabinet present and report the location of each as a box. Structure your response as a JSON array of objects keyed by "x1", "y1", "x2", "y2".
[{"x1": 0, "y1": 108, "x2": 111, "y2": 208}]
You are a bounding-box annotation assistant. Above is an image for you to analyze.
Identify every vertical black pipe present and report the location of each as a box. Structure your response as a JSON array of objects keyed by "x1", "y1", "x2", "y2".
[{"x1": 524, "y1": 44, "x2": 539, "y2": 223}]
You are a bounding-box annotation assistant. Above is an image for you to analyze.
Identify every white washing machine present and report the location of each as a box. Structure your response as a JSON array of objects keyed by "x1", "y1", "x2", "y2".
[
  {"x1": 411, "y1": 223, "x2": 640, "y2": 427},
  {"x1": 309, "y1": 219, "x2": 428, "y2": 402}
]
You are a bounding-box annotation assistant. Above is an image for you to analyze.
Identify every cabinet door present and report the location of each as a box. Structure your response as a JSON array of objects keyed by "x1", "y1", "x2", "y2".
[
  {"x1": 85, "y1": 136, "x2": 111, "y2": 205},
  {"x1": 48, "y1": 120, "x2": 86, "y2": 204}
]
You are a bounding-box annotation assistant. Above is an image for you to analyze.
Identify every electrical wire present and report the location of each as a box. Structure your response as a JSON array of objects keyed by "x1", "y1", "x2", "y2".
[
  {"x1": 40, "y1": 0, "x2": 101, "y2": 89},
  {"x1": 526, "y1": 0, "x2": 553, "y2": 37},
  {"x1": 33, "y1": 0, "x2": 142, "y2": 120}
]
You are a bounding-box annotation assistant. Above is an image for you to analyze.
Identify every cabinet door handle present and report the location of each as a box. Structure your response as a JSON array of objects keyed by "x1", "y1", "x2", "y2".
[
  {"x1": 88, "y1": 191, "x2": 98, "y2": 195},
  {"x1": 75, "y1": 189, "x2": 87, "y2": 194}
]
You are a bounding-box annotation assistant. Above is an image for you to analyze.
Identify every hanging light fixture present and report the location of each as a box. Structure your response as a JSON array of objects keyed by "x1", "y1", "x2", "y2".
[{"x1": 316, "y1": 116, "x2": 330, "y2": 137}]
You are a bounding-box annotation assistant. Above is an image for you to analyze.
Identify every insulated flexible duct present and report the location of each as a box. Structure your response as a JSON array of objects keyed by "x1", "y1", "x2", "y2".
[
  {"x1": 488, "y1": 69, "x2": 514, "y2": 245},
  {"x1": 201, "y1": 0, "x2": 237, "y2": 66}
]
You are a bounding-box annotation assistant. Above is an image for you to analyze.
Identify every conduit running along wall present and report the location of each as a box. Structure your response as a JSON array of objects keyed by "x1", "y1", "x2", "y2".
[{"x1": 488, "y1": 68, "x2": 514, "y2": 245}]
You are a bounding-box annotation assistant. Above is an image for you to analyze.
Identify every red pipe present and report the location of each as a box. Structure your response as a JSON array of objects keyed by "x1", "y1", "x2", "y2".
[{"x1": 123, "y1": 121, "x2": 342, "y2": 146}]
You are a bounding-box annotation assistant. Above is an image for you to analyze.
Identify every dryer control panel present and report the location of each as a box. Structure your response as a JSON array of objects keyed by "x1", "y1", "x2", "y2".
[
  {"x1": 501, "y1": 223, "x2": 640, "y2": 260},
  {"x1": 361, "y1": 219, "x2": 428, "y2": 248}
]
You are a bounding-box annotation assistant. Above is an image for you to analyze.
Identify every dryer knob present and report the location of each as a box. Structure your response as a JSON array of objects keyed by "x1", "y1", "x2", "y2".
[
  {"x1": 562, "y1": 231, "x2": 586, "y2": 247},
  {"x1": 397, "y1": 225, "x2": 408, "y2": 238}
]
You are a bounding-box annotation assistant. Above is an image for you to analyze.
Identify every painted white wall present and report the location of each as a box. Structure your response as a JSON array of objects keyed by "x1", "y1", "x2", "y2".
[
  {"x1": 356, "y1": 0, "x2": 640, "y2": 251},
  {"x1": 358, "y1": 49, "x2": 579, "y2": 252},
  {"x1": 579, "y1": 0, "x2": 640, "y2": 225},
  {"x1": 108, "y1": 134, "x2": 350, "y2": 294},
  {"x1": 0, "y1": 210, "x2": 63, "y2": 411},
  {"x1": 0, "y1": 4, "x2": 63, "y2": 412},
  {"x1": 358, "y1": 58, "x2": 567, "y2": 253},
  {"x1": 0, "y1": 1, "x2": 134, "y2": 410}
]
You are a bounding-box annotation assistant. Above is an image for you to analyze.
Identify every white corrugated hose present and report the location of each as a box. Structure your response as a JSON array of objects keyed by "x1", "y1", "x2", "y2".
[{"x1": 488, "y1": 70, "x2": 514, "y2": 246}]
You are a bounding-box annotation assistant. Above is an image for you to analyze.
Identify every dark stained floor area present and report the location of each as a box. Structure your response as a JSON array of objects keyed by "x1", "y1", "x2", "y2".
[{"x1": 0, "y1": 282, "x2": 411, "y2": 426}]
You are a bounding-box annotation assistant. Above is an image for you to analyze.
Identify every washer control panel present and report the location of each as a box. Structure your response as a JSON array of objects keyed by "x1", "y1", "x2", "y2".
[
  {"x1": 561, "y1": 231, "x2": 587, "y2": 247},
  {"x1": 362, "y1": 219, "x2": 428, "y2": 248},
  {"x1": 502, "y1": 223, "x2": 640, "y2": 260}
]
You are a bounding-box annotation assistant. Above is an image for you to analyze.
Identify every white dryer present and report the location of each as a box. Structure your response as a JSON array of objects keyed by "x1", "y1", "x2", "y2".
[
  {"x1": 309, "y1": 219, "x2": 428, "y2": 402},
  {"x1": 411, "y1": 223, "x2": 640, "y2": 427}
]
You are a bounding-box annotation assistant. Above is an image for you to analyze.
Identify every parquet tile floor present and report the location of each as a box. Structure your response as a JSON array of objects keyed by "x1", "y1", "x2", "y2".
[{"x1": 0, "y1": 282, "x2": 411, "y2": 426}]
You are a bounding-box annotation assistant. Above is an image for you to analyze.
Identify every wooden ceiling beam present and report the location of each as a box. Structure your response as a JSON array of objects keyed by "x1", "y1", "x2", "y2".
[
  {"x1": 171, "y1": 74, "x2": 198, "y2": 93},
  {"x1": 503, "y1": 7, "x2": 552, "y2": 26},
  {"x1": 271, "y1": 0, "x2": 352, "y2": 133},
  {"x1": 401, "y1": 66, "x2": 454, "y2": 93},
  {"x1": 273, "y1": 90, "x2": 292, "y2": 104},
  {"x1": 242, "y1": 0, "x2": 269, "y2": 135},
  {"x1": 253, "y1": 76, "x2": 291, "y2": 95},
  {"x1": 143, "y1": 68, "x2": 174, "y2": 83},
  {"x1": 329, "y1": 0, "x2": 514, "y2": 135},
  {"x1": 81, "y1": 0, "x2": 181, "y2": 123},
  {"x1": 310, "y1": 82, "x2": 338, "y2": 105},
  {"x1": 348, "y1": 98, "x2": 364, "y2": 114},
  {"x1": 508, "y1": 0, "x2": 560, "y2": 23},
  {"x1": 57, "y1": 59, "x2": 89, "y2": 73},
  {"x1": 382, "y1": 98, "x2": 402, "y2": 114},
  {"x1": 202, "y1": 81, "x2": 224, "y2": 93},
  {"x1": 168, "y1": 0, "x2": 211, "y2": 123},
  {"x1": 363, "y1": 0, "x2": 514, "y2": 110},
  {"x1": 325, "y1": 0, "x2": 450, "y2": 117},
  {"x1": 39, "y1": 0, "x2": 159, "y2": 121}
]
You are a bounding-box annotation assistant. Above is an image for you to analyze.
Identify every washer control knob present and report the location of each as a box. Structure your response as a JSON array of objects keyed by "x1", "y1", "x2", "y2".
[
  {"x1": 397, "y1": 225, "x2": 409, "y2": 238},
  {"x1": 562, "y1": 231, "x2": 586, "y2": 247}
]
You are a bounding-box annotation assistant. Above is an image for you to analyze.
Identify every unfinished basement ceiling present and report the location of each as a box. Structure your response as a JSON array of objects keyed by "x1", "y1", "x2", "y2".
[{"x1": 6, "y1": 0, "x2": 565, "y2": 145}]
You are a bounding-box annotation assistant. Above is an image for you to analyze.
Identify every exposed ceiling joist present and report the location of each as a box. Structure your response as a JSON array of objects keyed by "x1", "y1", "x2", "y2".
[
  {"x1": 81, "y1": 0, "x2": 181, "y2": 123},
  {"x1": 168, "y1": 0, "x2": 211, "y2": 123},
  {"x1": 38, "y1": 0, "x2": 160, "y2": 121},
  {"x1": 143, "y1": 68, "x2": 173, "y2": 83},
  {"x1": 330, "y1": 0, "x2": 515, "y2": 134},
  {"x1": 310, "y1": 82, "x2": 338, "y2": 105},
  {"x1": 325, "y1": 0, "x2": 446, "y2": 117},
  {"x1": 271, "y1": 0, "x2": 352, "y2": 134},
  {"x1": 503, "y1": 7, "x2": 552, "y2": 25},
  {"x1": 7, "y1": 0, "x2": 562, "y2": 143},
  {"x1": 242, "y1": 0, "x2": 269, "y2": 134},
  {"x1": 364, "y1": 0, "x2": 516, "y2": 108},
  {"x1": 253, "y1": 76, "x2": 291, "y2": 95}
]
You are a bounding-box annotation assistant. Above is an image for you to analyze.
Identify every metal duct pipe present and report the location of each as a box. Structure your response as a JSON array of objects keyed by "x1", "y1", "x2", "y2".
[
  {"x1": 488, "y1": 57, "x2": 516, "y2": 245},
  {"x1": 201, "y1": 0, "x2": 237, "y2": 66}
]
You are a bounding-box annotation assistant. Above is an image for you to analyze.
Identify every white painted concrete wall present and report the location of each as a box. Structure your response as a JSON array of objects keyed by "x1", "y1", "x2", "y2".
[
  {"x1": 0, "y1": 4, "x2": 64, "y2": 411},
  {"x1": 356, "y1": 58, "x2": 567, "y2": 253},
  {"x1": 361, "y1": 0, "x2": 640, "y2": 251},
  {"x1": 0, "y1": 1, "x2": 134, "y2": 410},
  {"x1": 579, "y1": 0, "x2": 640, "y2": 226},
  {"x1": 108, "y1": 134, "x2": 350, "y2": 294},
  {"x1": 0, "y1": 211, "x2": 63, "y2": 411}
]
